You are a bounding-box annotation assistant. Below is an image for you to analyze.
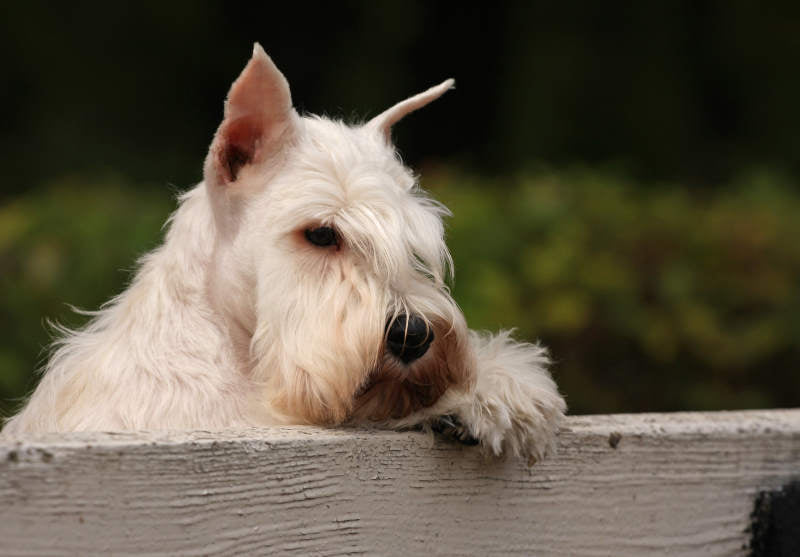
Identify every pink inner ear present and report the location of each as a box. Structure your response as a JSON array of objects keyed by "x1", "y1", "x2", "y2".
[
  {"x1": 205, "y1": 44, "x2": 295, "y2": 188},
  {"x1": 216, "y1": 116, "x2": 264, "y2": 183}
]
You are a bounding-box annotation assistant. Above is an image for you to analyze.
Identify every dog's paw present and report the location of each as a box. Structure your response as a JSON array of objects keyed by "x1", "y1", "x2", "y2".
[
  {"x1": 460, "y1": 381, "x2": 565, "y2": 462},
  {"x1": 457, "y1": 331, "x2": 567, "y2": 462}
]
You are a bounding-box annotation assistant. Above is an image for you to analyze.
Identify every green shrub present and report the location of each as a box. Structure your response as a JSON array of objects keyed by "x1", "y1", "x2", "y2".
[
  {"x1": 430, "y1": 167, "x2": 800, "y2": 413},
  {"x1": 2, "y1": 169, "x2": 798, "y2": 416}
]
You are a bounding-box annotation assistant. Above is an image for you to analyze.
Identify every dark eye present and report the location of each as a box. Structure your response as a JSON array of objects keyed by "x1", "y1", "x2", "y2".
[{"x1": 304, "y1": 226, "x2": 338, "y2": 247}]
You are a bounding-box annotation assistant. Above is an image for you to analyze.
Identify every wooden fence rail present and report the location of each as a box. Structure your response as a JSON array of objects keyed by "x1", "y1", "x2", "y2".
[{"x1": 1, "y1": 409, "x2": 798, "y2": 556}]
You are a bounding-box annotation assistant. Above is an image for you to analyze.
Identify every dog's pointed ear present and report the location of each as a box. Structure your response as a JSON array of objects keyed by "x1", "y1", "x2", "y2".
[
  {"x1": 205, "y1": 43, "x2": 296, "y2": 187},
  {"x1": 366, "y1": 79, "x2": 454, "y2": 141}
]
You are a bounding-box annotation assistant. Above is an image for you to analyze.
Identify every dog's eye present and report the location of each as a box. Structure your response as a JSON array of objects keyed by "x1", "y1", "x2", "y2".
[{"x1": 304, "y1": 226, "x2": 338, "y2": 248}]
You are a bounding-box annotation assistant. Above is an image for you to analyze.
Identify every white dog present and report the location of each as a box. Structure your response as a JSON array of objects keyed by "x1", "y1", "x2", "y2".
[{"x1": 3, "y1": 45, "x2": 565, "y2": 460}]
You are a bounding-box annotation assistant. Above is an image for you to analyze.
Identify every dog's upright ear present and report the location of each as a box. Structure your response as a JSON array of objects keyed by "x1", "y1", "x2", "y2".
[
  {"x1": 204, "y1": 43, "x2": 296, "y2": 188},
  {"x1": 366, "y1": 79, "x2": 454, "y2": 142}
]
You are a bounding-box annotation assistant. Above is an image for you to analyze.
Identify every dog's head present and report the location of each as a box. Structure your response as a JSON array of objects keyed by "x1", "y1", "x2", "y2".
[{"x1": 203, "y1": 44, "x2": 474, "y2": 425}]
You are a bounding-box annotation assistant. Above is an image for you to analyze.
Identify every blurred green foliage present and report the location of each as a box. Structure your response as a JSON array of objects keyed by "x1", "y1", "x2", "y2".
[
  {"x1": 2, "y1": 3, "x2": 799, "y2": 420},
  {"x1": 2, "y1": 170, "x2": 798, "y2": 416},
  {"x1": 0, "y1": 177, "x2": 174, "y2": 415}
]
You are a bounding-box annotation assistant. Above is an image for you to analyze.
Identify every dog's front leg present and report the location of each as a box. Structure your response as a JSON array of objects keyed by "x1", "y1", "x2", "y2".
[{"x1": 397, "y1": 330, "x2": 566, "y2": 461}]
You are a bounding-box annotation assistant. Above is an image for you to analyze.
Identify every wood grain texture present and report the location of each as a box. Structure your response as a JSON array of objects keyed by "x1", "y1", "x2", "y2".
[{"x1": 1, "y1": 410, "x2": 798, "y2": 556}]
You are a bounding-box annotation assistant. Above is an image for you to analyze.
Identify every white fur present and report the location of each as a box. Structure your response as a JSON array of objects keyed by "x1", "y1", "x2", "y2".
[
  {"x1": 2, "y1": 44, "x2": 565, "y2": 460},
  {"x1": 396, "y1": 331, "x2": 564, "y2": 461}
]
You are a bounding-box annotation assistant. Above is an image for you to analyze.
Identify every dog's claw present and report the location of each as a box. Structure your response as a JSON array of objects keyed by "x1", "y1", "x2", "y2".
[{"x1": 431, "y1": 415, "x2": 480, "y2": 446}]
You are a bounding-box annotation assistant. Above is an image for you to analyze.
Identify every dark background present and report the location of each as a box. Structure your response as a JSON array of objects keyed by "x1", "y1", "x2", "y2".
[{"x1": 2, "y1": 1, "x2": 799, "y2": 416}]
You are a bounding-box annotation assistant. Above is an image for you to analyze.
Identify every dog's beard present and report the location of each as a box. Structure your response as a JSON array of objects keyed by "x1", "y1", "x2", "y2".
[
  {"x1": 251, "y1": 248, "x2": 472, "y2": 425},
  {"x1": 259, "y1": 310, "x2": 472, "y2": 426},
  {"x1": 252, "y1": 259, "x2": 386, "y2": 425}
]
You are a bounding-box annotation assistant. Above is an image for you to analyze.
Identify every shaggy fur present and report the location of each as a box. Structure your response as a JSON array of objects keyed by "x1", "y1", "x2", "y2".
[{"x1": 2, "y1": 44, "x2": 566, "y2": 460}]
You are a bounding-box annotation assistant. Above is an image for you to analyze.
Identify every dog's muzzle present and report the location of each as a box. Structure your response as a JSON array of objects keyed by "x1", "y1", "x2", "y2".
[{"x1": 385, "y1": 314, "x2": 434, "y2": 364}]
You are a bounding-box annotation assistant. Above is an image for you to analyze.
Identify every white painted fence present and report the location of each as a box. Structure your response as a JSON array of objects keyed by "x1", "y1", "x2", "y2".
[{"x1": 1, "y1": 409, "x2": 798, "y2": 556}]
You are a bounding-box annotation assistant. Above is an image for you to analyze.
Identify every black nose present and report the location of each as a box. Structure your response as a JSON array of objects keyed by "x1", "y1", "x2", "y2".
[{"x1": 386, "y1": 314, "x2": 434, "y2": 364}]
